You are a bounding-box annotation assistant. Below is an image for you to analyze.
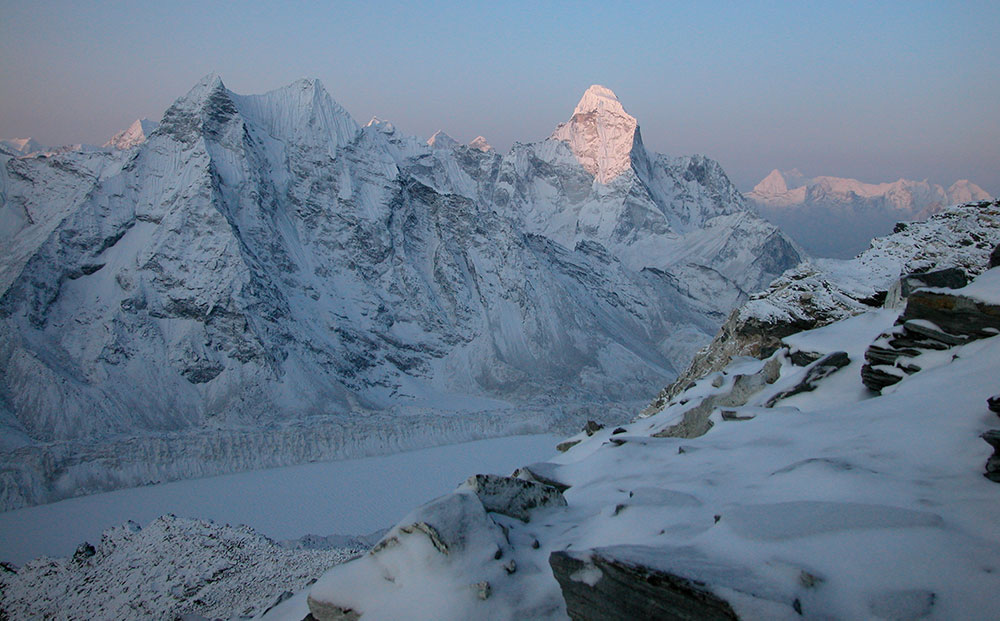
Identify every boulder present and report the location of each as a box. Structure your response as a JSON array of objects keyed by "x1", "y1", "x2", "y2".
[
  {"x1": 901, "y1": 290, "x2": 1000, "y2": 339},
  {"x1": 307, "y1": 491, "x2": 513, "y2": 620},
  {"x1": 988, "y1": 395, "x2": 1000, "y2": 416},
  {"x1": 990, "y1": 243, "x2": 1000, "y2": 269},
  {"x1": 549, "y1": 549, "x2": 738, "y2": 620},
  {"x1": 513, "y1": 462, "x2": 572, "y2": 493},
  {"x1": 549, "y1": 545, "x2": 795, "y2": 620},
  {"x1": 461, "y1": 474, "x2": 567, "y2": 522}
]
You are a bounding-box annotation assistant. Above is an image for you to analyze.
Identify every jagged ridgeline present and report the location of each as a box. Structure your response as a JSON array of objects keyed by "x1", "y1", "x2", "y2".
[{"x1": 0, "y1": 76, "x2": 800, "y2": 509}]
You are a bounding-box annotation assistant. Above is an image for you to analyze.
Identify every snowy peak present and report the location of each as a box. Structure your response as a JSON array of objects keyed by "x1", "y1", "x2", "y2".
[
  {"x1": 427, "y1": 130, "x2": 458, "y2": 150},
  {"x1": 572, "y1": 84, "x2": 629, "y2": 117},
  {"x1": 104, "y1": 118, "x2": 158, "y2": 150},
  {"x1": 752, "y1": 169, "x2": 788, "y2": 196},
  {"x1": 469, "y1": 135, "x2": 493, "y2": 152},
  {"x1": 551, "y1": 84, "x2": 640, "y2": 183},
  {"x1": 0, "y1": 137, "x2": 46, "y2": 156},
  {"x1": 947, "y1": 179, "x2": 990, "y2": 204},
  {"x1": 366, "y1": 116, "x2": 396, "y2": 134},
  {"x1": 230, "y1": 78, "x2": 359, "y2": 151},
  {"x1": 746, "y1": 169, "x2": 994, "y2": 258},
  {"x1": 748, "y1": 169, "x2": 991, "y2": 211}
]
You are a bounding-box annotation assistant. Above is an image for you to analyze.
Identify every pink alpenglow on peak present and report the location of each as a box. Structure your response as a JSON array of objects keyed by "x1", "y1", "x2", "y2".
[
  {"x1": 104, "y1": 118, "x2": 158, "y2": 150},
  {"x1": 469, "y1": 136, "x2": 493, "y2": 152},
  {"x1": 552, "y1": 84, "x2": 640, "y2": 184}
]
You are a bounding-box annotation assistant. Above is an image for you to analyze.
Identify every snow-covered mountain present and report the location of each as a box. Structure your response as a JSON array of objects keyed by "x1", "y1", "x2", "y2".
[
  {"x1": 747, "y1": 169, "x2": 991, "y2": 258},
  {"x1": 0, "y1": 138, "x2": 47, "y2": 157},
  {"x1": 0, "y1": 515, "x2": 369, "y2": 619},
  {"x1": 103, "y1": 118, "x2": 158, "y2": 150},
  {"x1": 0, "y1": 77, "x2": 799, "y2": 509}
]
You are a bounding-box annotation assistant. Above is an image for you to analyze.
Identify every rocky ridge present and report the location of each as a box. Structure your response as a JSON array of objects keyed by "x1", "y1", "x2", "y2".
[{"x1": 644, "y1": 200, "x2": 1000, "y2": 416}]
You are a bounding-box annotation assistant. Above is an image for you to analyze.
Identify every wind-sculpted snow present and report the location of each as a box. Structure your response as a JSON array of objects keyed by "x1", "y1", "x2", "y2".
[
  {"x1": 295, "y1": 272, "x2": 1000, "y2": 620},
  {"x1": 0, "y1": 77, "x2": 799, "y2": 509}
]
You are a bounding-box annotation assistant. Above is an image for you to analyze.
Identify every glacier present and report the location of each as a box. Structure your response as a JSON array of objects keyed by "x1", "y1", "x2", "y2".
[{"x1": 0, "y1": 77, "x2": 800, "y2": 510}]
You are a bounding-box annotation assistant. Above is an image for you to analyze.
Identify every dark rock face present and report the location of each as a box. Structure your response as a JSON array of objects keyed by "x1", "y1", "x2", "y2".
[
  {"x1": 989, "y1": 243, "x2": 1000, "y2": 269},
  {"x1": 981, "y1": 430, "x2": 1000, "y2": 483},
  {"x1": 766, "y1": 351, "x2": 850, "y2": 406},
  {"x1": 884, "y1": 267, "x2": 968, "y2": 309},
  {"x1": 901, "y1": 290, "x2": 1000, "y2": 338},
  {"x1": 583, "y1": 420, "x2": 605, "y2": 436},
  {"x1": 988, "y1": 395, "x2": 1000, "y2": 416},
  {"x1": 549, "y1": 550, "x2": 739, "y2": 621},
  {"x1": 862, "y1": 289, "x2": 1000, "y2": 393}
]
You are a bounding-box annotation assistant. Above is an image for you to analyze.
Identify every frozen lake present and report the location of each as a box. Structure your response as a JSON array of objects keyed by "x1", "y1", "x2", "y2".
[{"x1": 0, "y1": 434, "x2": 560, "y2": 565}]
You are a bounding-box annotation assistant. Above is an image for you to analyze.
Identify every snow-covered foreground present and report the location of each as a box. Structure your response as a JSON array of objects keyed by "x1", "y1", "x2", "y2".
[
  {"x1": 293, "y1": 271, "x2": 1000, "y2": 620},
  {"x1": 0, "y1": 434, "x2": 558, "y2": 566}
]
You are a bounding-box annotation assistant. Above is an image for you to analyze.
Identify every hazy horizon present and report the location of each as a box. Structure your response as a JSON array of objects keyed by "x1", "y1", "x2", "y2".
[{"x1": 2, "y1": 1, "x2": 998, "y2": 194}]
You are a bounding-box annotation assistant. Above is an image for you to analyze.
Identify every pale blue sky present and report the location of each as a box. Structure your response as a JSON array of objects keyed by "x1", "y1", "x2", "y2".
[{"x1": 2, "y1": 0, "x2": 998, "y2": 193}]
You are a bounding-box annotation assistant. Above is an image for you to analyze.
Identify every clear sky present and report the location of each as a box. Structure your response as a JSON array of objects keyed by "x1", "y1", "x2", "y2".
[{"x1": 2, "y1": 0, "x2": 998, "y2": 194}]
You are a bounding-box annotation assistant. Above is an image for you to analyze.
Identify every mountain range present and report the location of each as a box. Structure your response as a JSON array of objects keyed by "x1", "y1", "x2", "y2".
[
  {"x1": 0, "y1": 77, "x2": 800, "y2": 509},
  {"x1": 746, "y1": 168, "x2": 991, "y2": 258}
]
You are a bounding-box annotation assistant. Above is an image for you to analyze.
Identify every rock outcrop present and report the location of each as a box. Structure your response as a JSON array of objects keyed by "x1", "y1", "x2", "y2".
[
  {"x1": 549, "y1": 548, "x2": 741, "y2": 620},
  {"x1": 982, "y1": 430, "x2": 1000, "y2": 483},
  {"x1": 646, "y1": 200, "x2": 1000, "y2": 416},
  {"x1": 883, "y1": 267, "x2": 968, "y2": 309},
  {"x1": 651, "y1": 357, "x2": 781, "y2": 439},
  {"x1": 460, "y1": 474, "x2": 567, "y2": 522},
  {"x1": 862, "y1": 279, "x2": 1000, "y2": 393}
]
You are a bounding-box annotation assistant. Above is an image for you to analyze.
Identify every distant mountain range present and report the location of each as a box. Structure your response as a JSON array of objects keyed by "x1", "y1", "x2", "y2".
[{"x1": 746, "y1": 168, "x2": 991, "y2": 258}]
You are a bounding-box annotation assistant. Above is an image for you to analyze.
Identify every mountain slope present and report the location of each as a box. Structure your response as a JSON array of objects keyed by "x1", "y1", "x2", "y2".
[{"x1": 0, "y1": 78, "x2": 799, "y2": 509}]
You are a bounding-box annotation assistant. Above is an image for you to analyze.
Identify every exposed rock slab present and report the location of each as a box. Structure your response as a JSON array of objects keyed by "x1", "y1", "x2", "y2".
[
  {"x1": 883, "y1": 266, "x2": 968, "y2": 309},
  {"x1": 549, "y1": 545, "x2": 795, "y2": 620},
  {"x1": 765, "y1": 351, "x2": 850, "y2": 407},
  {"x1": 982, "y1": 430, "x2": 1000, "y2": 483},
  {"x1": 862, "y1": 286, "x2": 1000, "y2": 392}
]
